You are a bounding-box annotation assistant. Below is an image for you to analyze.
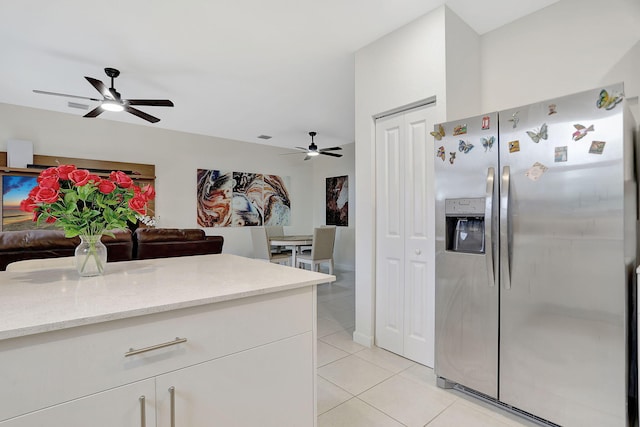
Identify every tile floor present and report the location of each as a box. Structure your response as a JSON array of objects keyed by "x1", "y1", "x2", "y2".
[{"x1": 316, "y1": 270, "x2": 539, "y2": 427}]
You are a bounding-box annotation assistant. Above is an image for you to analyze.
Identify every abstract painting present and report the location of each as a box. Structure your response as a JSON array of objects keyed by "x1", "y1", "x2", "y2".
[
  {"x1": 326, "y1": 175, "x2": 348, "y2": 226},
  {"x1": 197, "y1": 169, "x2": 290, "y2": 227},
  {"x1": 196, "y1": 169, "x2": 233, "y2": 227},
  {"x1": 232, "y1": 172, "x2": 264, "y2": 226},
  {"x1": 263, "y1": 175, "x2": 291, "y2": 226}
]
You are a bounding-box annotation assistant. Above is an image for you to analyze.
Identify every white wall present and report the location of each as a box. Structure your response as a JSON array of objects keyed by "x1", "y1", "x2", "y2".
[
  {"x1": 481, "y1": 0, "x2": 640, "y2": 121},
  {"x1": 312, "y1": 143, "x2": 355, "y2": 271},
  {"x1": 354, "y1": 6, "x2": 474, "y2": 347},
  {"x1": 0, "y1": 103, "x2": 356, "y2": 265}
]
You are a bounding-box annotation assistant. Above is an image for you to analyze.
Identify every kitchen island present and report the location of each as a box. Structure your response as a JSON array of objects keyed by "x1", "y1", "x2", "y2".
[{"x1": 0, "y1": 254, "x2": 334, "y2": 426}]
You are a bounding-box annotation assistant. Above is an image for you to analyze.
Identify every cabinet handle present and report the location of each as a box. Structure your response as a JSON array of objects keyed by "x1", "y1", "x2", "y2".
[
  {"x1": 139, "y1": 396, "x2": 146, "y2": 427},
  {"x1": 169, "y1": 386, "x2": 176, "y2": 427},
  {"x1": 125, "y1": 337, "x2": 187, "y2": 357}
]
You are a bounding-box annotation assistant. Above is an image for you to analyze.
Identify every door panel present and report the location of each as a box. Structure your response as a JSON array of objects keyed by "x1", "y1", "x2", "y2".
[
  {"x1": 434, "y1": 112, "x2": 499, "y2": 398},
  {"x1": 498, "y1": 86, "x2": 628, "y2": 426},
  {"x1": 376, "y1": 115, "x2": 405, "y2": 355}
]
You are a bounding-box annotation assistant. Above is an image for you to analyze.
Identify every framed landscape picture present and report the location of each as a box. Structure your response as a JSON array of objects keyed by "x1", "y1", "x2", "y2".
[{"x1": 1, "y1": 174, "x2": 55, "y2": 231}]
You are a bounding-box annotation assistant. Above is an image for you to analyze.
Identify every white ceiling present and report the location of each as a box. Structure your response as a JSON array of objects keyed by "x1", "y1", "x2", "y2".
[{"x1": 0, "y1": 0, "x2": 558, "y2": 150}]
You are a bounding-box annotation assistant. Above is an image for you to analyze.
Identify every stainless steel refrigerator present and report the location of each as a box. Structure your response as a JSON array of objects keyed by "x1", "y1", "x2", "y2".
[{"x1": 434, "y1": 83, "x2": 637, "y2": 426}]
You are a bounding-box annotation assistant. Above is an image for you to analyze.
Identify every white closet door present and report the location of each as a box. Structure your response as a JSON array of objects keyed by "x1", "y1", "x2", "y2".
[
  {"x1": 375, "y1": 104, "x2": 436, "y2": 367},
  {"x1": 375, "y1": 113, "x2": 405, "y2": 355}
]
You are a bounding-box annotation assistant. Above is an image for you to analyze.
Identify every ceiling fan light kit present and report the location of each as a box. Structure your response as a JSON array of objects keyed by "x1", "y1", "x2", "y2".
[
  {"x1": 33, "y1": 67, "x2": 174, "y2": 123},
  {"x1": 293, "y1": 131, "x2": 343, "y2": 161}
]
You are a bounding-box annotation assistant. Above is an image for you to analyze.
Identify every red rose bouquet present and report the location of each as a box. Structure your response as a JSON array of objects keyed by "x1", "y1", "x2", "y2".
[
  {"x1": 20, "y1": 164, "x2": 155, "y2": 237},
  {"x1": 20, "y1": 165, "x2": 155, "y2": 275}
]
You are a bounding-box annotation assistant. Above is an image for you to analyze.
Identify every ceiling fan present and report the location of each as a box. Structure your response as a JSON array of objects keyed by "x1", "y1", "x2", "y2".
[
  {"x1": 294, "y1": 132, "x2": 342, "y2": 160},
  {"x1": 33, "y1": 67, "x2": 174, "y2": 123}
]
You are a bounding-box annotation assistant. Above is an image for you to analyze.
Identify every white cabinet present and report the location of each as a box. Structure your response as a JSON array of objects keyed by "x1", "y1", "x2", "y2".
[
  {"x1": 0, "y1": 285, "x2": 316, "y2": 427},
  {"x1": 375, "y1": 105, "x2": 436, "y2": 366},
  {"x1": 0, "y1": 379, "x2": 156, "y2": 427},
  {"x1": 156, "y1": 333, "x2": 314, "y2": 427}
]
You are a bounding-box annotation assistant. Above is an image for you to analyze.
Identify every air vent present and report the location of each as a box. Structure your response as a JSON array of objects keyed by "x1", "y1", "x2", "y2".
[
  {"x1": 257, "y1": 135, "x2": 272, "y2": 140},
  {"x1": 68, "y1": 101, "x2": 89, "y2": 110}
]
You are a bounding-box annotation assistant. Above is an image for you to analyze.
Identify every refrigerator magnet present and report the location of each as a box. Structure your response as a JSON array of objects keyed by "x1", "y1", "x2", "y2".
[
  {"x1": 589, "y1": 141, "x2": 606, "y2": 154},
  {"x1": 572, "y1": 124, "x2": 594, "y2": 141},
  {"x1": 508, "y1": 111, "x2": 520, "y2": 128},
  {"x1": 555, "y1": 146, "x2": 568, "y2": 162},
  {"x1": 597, "y1": 89, "x2": 623, "y2": 110},
  {"x1": 481, "y1": 136, "x2": 495, "y2": 152},
  {"x1": 508, "y1": 140, "x2": 520, "y2": 153},
  {"x1": 436, "y1": 146, "x2": 446, "y2": 161},
  {"x1": 482, "y1": 116, "x2": 491, "y2": 129},
  {"x1": 458, "y1": 140, "x2": 474, "y2": 153},
  {"x1": 453, "y1": 124, "x2": 467, "y2": 136},
  {"x1": 548, "y1": 104, "x2": 557, "y2": 115},
  {"x1": 431, "y1": 124, "x2": 445, "y2": 141},
  {"x1": 525, "y1": 162, "x2": 548, "y2": 181},
  {"x1": 449, "y1": 152, "x2": 456, "y2": 164},
  {"x1": 526, "y1": 123, "x2": 548, "y2": 143}
]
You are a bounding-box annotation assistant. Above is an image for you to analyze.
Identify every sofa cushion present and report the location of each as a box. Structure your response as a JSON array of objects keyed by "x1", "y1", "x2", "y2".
[
  {"x1": 134, "y1": 228, "x2": 206, "y2": 243},
  {"x1": 133, "y1": 228, "x2": 223, "y2": 260},
  {"x1": 0, "y1": 229, "x2": 133, "y2": 271}
]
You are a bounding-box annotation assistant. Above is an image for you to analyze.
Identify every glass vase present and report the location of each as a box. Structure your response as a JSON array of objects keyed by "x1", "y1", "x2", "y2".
[{"x1": 75, "y1": 235, "x2": 108, "y2": 277}]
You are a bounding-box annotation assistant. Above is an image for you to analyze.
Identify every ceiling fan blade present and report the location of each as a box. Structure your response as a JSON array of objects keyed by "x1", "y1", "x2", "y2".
[
  {"x1": 126, "y1": 99, "x2": 174, "y2": 107},
  {"x1": 320, "y1": 152, "x2": 343, "y2": 158},
  {"x1": 83, "y1": 106, "x2": 104, "y2": 118},
  {"x1": 319, "y1": 146, "x2": 342, "y2": 152},
  {"x1": 33, "y1": 90, "x2": 101, "y2": 102},
  {"x1": 85, "y1": 77, "x2": 113, "y2": 100},
  {"x1": 294, "y1": 147, "x2": 309, "y2": 152},
  {"x1": 303, "y1": 155, "x2": 312, "y2": 161},
  {"x1": 125, "y1": 105, "x2": 160, "y2": 123}
]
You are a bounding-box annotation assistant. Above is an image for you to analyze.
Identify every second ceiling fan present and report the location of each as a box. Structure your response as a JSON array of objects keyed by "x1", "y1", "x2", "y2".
[
  {"x1": 33, "y1": 67, "x2": 174, "y2": 123},
  {"x1": 294, "y1": 132, "x2": 342, "y2": 160}
]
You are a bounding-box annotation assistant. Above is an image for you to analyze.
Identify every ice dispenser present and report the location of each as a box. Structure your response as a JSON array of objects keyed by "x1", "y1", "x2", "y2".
[{"x1": 445, "y1": 198, "x2": 485, "y2": 254}]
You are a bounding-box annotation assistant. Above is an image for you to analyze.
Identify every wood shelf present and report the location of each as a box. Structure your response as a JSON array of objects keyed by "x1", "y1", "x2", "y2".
[{"x1": 0, "y1": 152, "x2": 155, "y2": 181}]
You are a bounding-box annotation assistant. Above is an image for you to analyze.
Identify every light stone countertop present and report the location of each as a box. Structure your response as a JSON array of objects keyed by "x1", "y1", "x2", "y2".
[{"x1": 0, "y1": 254, "x2": 335, "y2": 341}]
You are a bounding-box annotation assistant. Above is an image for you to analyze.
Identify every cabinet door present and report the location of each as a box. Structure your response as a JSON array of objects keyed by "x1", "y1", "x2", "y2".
[
  {"x1": 0, "y1": 379, "x2": 155, "y2": 427},
  {"x1": 156, "y1": 332, "x2": 314, "y2": 427}
]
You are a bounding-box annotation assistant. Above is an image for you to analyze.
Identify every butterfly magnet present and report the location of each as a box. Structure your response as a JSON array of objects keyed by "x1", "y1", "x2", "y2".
[
  {"x1": 436, "y1": 146, "x2": 446, "y2": 161},
  {"x1": 431, "y1": 124, "x2": 445, "y2": 141},
  {"x1": 508, "y1": 112, "x2": 520, "y2": 129},
  {"x1": 481, "y1": 136, "x2": 495, "y2": 152},
  {"x1": 458, "y1": 140, "x2": 474, "y2": 154},
  {"x1": 526, "y1": 123, "x2": 548, "y2": 143},
  {"x1": 449, "y1": 152, "x2": 456, "y2": 164},
  {"x1": 597, "y1": 89, "x2": 623, "y2": 110},
  {"x1": 572, "y1": 124, "x2": 594, "y2": 141}
]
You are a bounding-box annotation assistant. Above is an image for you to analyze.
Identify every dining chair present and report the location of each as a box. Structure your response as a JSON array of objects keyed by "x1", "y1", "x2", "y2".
[
  {"x1": 296, "y1": 226, "x2": 336, "y2": 274},
  {"x1": 250, "y1": 227, "x2": 291, "y2": 266},
  {"x1": 265, "y1": 225, "x2": 286, "y2": 254},
  {"x1": 6, "y1": 256, "x2": 75, "y2": 272}
]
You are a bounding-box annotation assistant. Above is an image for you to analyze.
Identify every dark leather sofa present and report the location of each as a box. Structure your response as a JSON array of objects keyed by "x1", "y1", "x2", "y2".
[
  {"x1": 0, "y1": 228, "x2": 224, "y2": 271},
  {"x1": 133, "y1": 228, "x2": 224, "y2": 260},
  {"x1": 0, "y1": 229, "x2": 133, "y2": 271}
]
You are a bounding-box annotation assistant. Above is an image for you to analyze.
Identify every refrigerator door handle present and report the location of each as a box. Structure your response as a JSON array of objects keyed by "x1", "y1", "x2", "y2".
[
  {"x1": 485, "y1": 167, "x2": 496, "y2": 287},
  {"x1": 500, "y1": 166, "x2": 511, "y2": 289}
]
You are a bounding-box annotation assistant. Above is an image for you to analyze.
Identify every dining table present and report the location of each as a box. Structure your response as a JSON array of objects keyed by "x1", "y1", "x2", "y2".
[{"x1": 269, "y1": 235, "x2": 313, "y2": 267}]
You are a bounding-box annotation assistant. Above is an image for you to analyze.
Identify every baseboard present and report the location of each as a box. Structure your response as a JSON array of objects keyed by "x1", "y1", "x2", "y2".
[{"x1": 352, "y1": 330, "x2": 373, "y2": 347}]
